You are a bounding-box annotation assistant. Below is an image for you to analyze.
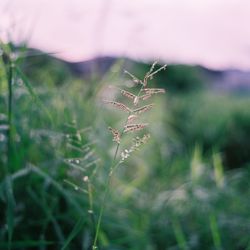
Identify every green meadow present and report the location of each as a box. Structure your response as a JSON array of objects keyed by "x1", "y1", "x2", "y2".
[{"x1": 0, "y1": 43, "x2": 250, "y2": 250}]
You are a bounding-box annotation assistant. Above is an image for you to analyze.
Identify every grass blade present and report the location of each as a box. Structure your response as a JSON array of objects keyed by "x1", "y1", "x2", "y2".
[
  {"x1": 14, "y1": 65, "x2": 53, "y2": 124},
  {"x1": 61, "y1": 216, "x2": 86, "y2": 250},
  {"x1": 5, "y1": 176, "x2": 15, "y2": 250},
  {"x1": 0, "y1": 241, "x2": 53, "y2": 249}
]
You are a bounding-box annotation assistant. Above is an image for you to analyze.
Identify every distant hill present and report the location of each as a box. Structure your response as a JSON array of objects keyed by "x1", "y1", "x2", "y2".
[
  {"x1": 19, "y1": 48, "x2": 250, "y2": 92},
  {"x1": 67, "y1": 57, "x2": 250, "y2": 92},
  {"x1": 67, "y1": 56, "x2": 116, "y2": 77}
]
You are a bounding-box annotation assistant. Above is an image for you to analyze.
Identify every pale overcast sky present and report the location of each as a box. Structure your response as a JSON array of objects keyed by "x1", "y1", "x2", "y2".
[{"x1": 1, "y1": 0, "x2": 250, "y2": 70}]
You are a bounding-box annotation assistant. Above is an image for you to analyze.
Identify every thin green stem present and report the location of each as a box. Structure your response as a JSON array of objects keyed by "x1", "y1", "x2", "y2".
[
  {"x1": 92, "y1": 173, "x2": 111, "y2": 249},
  {"x1": 7, "y1": 56, "x2": 13, "y2": 168},
  {"x1": 87, "y1": 181, "x2": 96, "y2": 237},
  {"x1": 6, "y1": 54, "x2": 14, "y2": 250},
  {"x1": 92, "y1": 137, "x2": 121, "y2": 249}
]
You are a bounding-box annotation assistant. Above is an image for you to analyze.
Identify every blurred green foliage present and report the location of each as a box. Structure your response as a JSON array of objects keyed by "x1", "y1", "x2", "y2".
[
  {"x1": 126, "y1": 61, "x2": 204, "y2": 92},
  {"x1": 0, "y1": 46, "x2": 250, "y2": 249}
]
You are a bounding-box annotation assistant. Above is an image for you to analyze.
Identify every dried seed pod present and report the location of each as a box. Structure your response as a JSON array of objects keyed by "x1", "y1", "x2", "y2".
[
  {"x1": 132, "y1": 104, "x2": 154, "y2": 115},
  {"x1": 103, "y1": 100, "x2": 131, "y2": 113},
  {"x1": 108, "y1": 127, "x2": 121, "y2": 144},
  {"x1": 124, "y1": 123, "x2": 148, "y2": 133}
]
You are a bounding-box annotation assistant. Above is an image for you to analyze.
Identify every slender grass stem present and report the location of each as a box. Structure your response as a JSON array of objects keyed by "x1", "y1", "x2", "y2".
[
  {"x1": 87, "y1": 181, "x2": 96, "y2": 237},
  {"x1": 92, "y1": 139, "x2": 121, "y2": 249},
  {"x1": 6, "y1": 54, "x2": 14, "y2": 250},
  {"x1": 7, "y1": 56, "x2": 13, "y2": 169}
]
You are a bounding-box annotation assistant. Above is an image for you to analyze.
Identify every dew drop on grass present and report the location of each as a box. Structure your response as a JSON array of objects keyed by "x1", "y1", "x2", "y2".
[
  {"x1": 83, "y1": 176, "x2": 89, "y2": 182},
  {"x1": 68, "y1": 159, "x2": 80, "y2": 165}
]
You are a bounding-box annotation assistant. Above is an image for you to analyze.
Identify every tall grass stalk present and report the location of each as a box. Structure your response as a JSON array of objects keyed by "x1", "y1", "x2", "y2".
[
  {"x1": 92, "y1": 62, "x2": 166, "y2": 249},
  {"x1": 2, "y1": 45, "x2": 16, "y2": 250},
  {"x1": 7, "y1": 54, "x2": 13, "y2": 250}
]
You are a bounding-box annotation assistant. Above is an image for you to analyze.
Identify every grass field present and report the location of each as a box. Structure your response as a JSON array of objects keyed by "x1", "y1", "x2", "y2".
[{"x1": 0, "y1": 43, "x2": 250, "y2": 250}]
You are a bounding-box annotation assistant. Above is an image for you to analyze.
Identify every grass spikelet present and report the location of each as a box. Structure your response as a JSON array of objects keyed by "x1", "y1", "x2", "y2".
[
  {"x1": 124, "y1": 70, "x2": 142, "y2": 85},
  {"x1": 140, "y1": 93, "x2": 152, "y2": 101},
  {"x1": 146, "y1": 64, "x2": 167, "y2": 80},
  {"x1": 134, "y1": 94, "x2": 152, "y2": 105},
  {"x1": 108, "y1": 127, "x2": 120, "y2": 144},
  {"x1": 132, "y1": 104, "x2": 154, "y2": 115},
  {"x1": 103, "y1": 100, "x2": 131, "y2": 113},
  {"x1": 143, "y1": 88, "x2": 166, "y2": 95},
  {"x1": 120, "y1": 134, "x2": 151, "y2": 161},
  {"x1": 108, "y1": 85, "x2": 136, "y2": 100},
  {"x1": 132, "y1": 133, "x2": 151, "y2": 149},
  {"x1": 133, "y1": 96, "x2": 139, "y2": 106},
  {"x1": 124, "y1": 123, "x2": 148, "y2": 133},
  {"x1": 144, "y1": 61, "x2": 158, "y2": 80},
  {"x1": 127, "y1": 114, "x2": 138, "y2": 124},
  {"x1": 120, "y1": 89, "x2": 136, "y2": 100},
  {"x1": 143, "y1": 63, "x2": 167, "y2": 86}
]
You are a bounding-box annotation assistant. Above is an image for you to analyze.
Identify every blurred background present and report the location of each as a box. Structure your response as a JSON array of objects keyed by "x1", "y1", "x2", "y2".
[{"x1": 0, "y1": 0, "x2": 250, "y2": 249}]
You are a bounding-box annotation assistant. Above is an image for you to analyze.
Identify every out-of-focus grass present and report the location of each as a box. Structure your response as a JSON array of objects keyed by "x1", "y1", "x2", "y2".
[{"x1": 0, "y1": 46, "x2": 250, "y2": 249}]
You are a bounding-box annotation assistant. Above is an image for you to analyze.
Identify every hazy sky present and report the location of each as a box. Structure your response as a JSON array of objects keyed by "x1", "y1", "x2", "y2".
[{"x1": 1, "y1": 0, "x2": 250, "y2": 70}]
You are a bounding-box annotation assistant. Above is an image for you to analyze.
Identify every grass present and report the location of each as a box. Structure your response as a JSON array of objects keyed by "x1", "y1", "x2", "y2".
[
  {"x1": 92, "y1": 62, "x2": 166, "y2": 249},
  {"x1": 0, "y1": 42, "x2": 249, "y2": 249}
]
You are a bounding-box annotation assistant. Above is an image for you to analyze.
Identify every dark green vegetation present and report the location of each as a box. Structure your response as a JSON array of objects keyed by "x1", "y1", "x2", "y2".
[{"x1": 0, "y1": 43, "x2": 250, "y2": 249}]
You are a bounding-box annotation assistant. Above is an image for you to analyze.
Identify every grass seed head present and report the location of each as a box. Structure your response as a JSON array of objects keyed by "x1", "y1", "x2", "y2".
[
  {"x1": 108, "y1": 127, "x2": 121, "y2": 144},
  {"x1": 124, "y1": 123, "x2": 148, "y2": 133},
  {"x1": 127, "y1": 114, "x2": 138, "y2": 124},
  {"x1": 120, "y1": 89, "x2": 136, "y2": 100},
  {"x1": 132, "y1": 104, "x2": 154, "y2": 115},
  {"x1": 140, "y1": 93, "x2": 152, "y2": 101},
  {"x1": 143, "y1": 88, "x2": 166, "y2": 95},
  {"x1": 103, "y1": 100, "x2": 131, "y2": 113}
]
